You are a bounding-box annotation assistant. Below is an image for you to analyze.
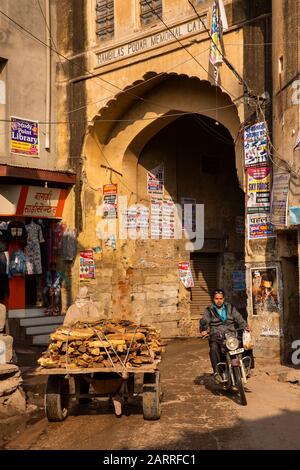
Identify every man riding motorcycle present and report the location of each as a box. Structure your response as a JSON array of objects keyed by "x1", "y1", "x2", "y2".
[{"x1": 199, "y1": 289, "x2": 250, "y2": 383}]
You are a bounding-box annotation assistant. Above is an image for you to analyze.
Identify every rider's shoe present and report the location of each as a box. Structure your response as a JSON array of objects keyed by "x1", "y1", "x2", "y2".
[{"x1": 214, "y1": 372, "x2": 222, "y2": 384}]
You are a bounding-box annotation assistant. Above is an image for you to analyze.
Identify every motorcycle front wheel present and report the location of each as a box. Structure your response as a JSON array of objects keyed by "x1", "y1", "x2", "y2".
[{"x1": 233, "y1": 367, "x2": 247, "y2": 406}]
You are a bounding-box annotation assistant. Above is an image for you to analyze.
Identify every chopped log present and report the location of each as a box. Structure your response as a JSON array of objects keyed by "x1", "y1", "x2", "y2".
[{"x1": 38, "y1": 319, "x2": 163, "y2": 370}]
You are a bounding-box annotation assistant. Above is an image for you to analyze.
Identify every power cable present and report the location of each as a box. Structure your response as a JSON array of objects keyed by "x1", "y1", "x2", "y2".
[
  {"x1": 142, "y1": 0, "x2": 241, "y2": 102},
  {"x1": 187, "y1": 0, "x2": 257, "y2": 99}
]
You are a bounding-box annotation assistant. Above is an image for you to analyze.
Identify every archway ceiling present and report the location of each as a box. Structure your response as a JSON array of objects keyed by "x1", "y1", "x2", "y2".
[{"x1": 89, "y1": 71, "x2": 235, "y2": 143}]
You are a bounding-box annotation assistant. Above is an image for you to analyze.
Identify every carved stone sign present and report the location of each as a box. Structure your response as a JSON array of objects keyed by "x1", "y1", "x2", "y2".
[{"x1": 96, "y1": 15, "x2": 208, "y2": 67}]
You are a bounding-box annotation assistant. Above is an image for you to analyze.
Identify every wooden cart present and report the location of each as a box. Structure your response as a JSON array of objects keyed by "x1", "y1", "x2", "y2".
[{"x1": 36, "y1": 361, "x2": 161, "y2": 422}]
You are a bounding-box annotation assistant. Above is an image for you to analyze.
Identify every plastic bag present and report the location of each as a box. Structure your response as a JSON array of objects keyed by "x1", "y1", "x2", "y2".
[{"x1": 243, "y1": 330, "x2": 255, "y2": 350}]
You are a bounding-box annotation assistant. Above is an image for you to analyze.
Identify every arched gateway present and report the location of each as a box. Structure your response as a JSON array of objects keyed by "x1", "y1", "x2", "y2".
[{"x1": 80, "y1": 73, "x2": 246, "y2": 337}]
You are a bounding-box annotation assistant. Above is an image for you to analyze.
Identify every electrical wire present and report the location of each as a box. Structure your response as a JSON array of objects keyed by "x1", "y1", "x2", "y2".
[
  {"x1": 0, "y1": 104, "x2": 239, "y2": 125},
  {"x1": 0, "y1": 6, "x2": 246, "y2": 124},
  {"x1": 139, "y1": 0, "x2": 241, "y2": 102}
]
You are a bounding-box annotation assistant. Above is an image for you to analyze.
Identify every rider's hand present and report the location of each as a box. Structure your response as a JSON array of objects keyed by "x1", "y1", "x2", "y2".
[{"x1": 200, "y1": 331, "x2": 209, "y2": 338}]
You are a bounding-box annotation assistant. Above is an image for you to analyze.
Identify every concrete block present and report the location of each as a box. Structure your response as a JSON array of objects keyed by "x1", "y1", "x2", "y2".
[
  {"x1": 147, "y1": 290, "x2": 178, "y2": 301},
  {"x1": 0, "y1": 388, "x2": 26, "y2": 418},
  {"x1": 159, "y1": 306, "x2": 179, "y2": 320},
  {"x1": 159, "y1": 298, "x2": 179, "y2": 307},
  {"x1": 0, "y1": 364, "x2": 19, "y2": 377},
  {"x1": 0, "y1": 334, "x2": 13, "y2": 363},
  {"x1": 0, "y1": 375, "x2": 23, "y2": 397},
  {"x1": 131, "y1": 293, "x2": 146, "y2": 301},
  {"x1": 0, "y1": 304, "x2": 6, "y2": 332},
  {"x1": 159, "y1": 321, "x2": 180, "y2": 338}
]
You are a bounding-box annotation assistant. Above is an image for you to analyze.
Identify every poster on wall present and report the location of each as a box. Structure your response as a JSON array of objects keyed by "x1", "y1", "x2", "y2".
[
  {"x1": 248, "y1": 213, "x2": 275, "y2": 240},
  {"x1": 271, "y1": 173, "x2": 290, "y2": 227},
  {"x1": 102, "y1": 184, "x2": 118, "y2": 219},
  {"x1": 150, "y1": 198, "x2": 162, "y2": 239},
  {"x1": 147, "y1": 164, "x2": 164, "y2": 196},
  {"x1": 247, "y1": 167, "x2": 271, "y2": 214},
  {"x1": 244, "y1": 122, "x2": 268, "y2": 167},
  {"x1": 290, "y1": 206, "x2": 300, "y2": 225},
  {"x1": 10, "y1": 116, "x2": 39, "y2": 157},
  {"x1": 123, "y1": 205, "x2": 149, "y2": 238},
  {"x1": 178, "y1": 262, "x2": 194, "y2": 288},
  {"x1": 79, "y1": 250, "x2": 95, "y2": 280},
  {"x1": 181, "y1": 197, "x2": 196, "y2": 233},
  {"x1": 162, "y1": 197, "x2": 175, "y2": 239},
  {"x1": 232, "y1": 271, "x2": 246, "y2": 291},
  {"x1": 251, "y1": 267, "x2": 279, "y2": 316}
]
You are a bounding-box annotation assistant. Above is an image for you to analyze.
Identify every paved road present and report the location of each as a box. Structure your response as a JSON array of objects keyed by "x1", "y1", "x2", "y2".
[{"x1": 6, "y1": 339, "x2": 300, "y2": 450}]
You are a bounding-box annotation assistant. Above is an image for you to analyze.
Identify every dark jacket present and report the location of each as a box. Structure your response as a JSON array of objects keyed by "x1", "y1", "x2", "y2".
[{"x1": 200, "y1": 302, "x2": 247, "y2": 342}]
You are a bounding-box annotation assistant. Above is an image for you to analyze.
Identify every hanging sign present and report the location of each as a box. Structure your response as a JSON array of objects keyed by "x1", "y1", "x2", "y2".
[
  {"x1": 178, "y1": 262, "x2": 194, "y2": 288},
  {"x1": 247, "y1": 166, "x2": 271, "y2": 214},
  {"x1": 103, "y1": 184, "x2": 118, "y2": 219},
  {"x1": 244, "y1": 122, "x2": 268, "y2": 167},
  {"x1": 10, "y1": 116, "x2": 39, "y2": 157},
  {"x1": 79, "y1": 250, "x2": 95, "y2": 280}
]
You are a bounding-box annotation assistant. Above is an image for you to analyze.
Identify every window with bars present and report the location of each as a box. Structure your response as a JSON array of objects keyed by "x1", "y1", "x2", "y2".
[
  {"x1": 96, "y1": 0, "x2": 114, "y2": 42},
  {"x1": 140, "y1": 0, "x2": 162, "y2": 27}
]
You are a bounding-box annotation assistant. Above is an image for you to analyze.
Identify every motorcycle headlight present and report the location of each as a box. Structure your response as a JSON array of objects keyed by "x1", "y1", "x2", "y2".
[{"x1": 226, "y1": 337, "x2": 239, "y2": 351}]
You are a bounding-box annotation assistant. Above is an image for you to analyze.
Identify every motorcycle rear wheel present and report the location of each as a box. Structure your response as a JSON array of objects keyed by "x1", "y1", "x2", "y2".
[{"x1": 233, "y1": 367, "x2": 247, "y2": 406}]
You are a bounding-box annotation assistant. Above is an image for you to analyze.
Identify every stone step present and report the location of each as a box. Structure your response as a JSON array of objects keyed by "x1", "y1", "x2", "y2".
[
  {"x1": 8, "y1": 308, "x2": 46, "y2": 319},
  {"x1": 32, "y1": 335, "x2": 50, "y2": 346},
  {"x1": 25, "y1": 324, "x2": 61, "y2": 336},
  {"x1": 20, "y1": 316, "x2": 64, "y2": 327}
]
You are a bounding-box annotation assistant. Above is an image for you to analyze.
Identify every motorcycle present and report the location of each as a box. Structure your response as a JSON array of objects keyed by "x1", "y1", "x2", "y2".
[{"x1": 214, "y1": 329, "x2": 252, "y2": 406}]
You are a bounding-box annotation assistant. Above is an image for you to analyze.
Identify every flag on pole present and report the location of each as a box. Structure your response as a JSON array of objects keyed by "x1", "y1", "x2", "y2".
[{"x1": 210, "y1": 0, "x2": 228, "y2": 82}]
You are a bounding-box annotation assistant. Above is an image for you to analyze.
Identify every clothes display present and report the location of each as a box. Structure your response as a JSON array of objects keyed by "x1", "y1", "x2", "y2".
[
  {"x1": 25, "y1": 221, "x2": 45, "y2": 275},
  {"x1": 7, "y1": 221, "x2": 27, "y2": 244},
  {"x1": 9, "y1": 250, "x2": 26, "y2": 277}
]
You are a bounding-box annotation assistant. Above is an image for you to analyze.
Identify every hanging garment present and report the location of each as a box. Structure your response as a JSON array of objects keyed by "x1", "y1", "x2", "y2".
[
  {"x1": 61, "y1": 228, "x2": 77, "y2": 260},
  {"x1": 7, "y1": 221, "x2": 27, "y2": 244},
  {"x1": 9, "y1": 250, "x2": 26, "y2": 277},
  {"x1": 25, "y1": 222, "x2": 45, "y2": 275}
]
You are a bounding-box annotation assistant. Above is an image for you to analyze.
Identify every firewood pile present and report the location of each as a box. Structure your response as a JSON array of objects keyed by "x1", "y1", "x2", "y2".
[{"x1": 38, "y1": 319, "x2": 164, "y2": 370}]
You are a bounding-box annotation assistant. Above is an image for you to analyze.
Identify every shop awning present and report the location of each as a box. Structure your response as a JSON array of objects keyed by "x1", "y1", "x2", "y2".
[{"x1": 0, "y1": 164, "x2": 76, "y2": 185}]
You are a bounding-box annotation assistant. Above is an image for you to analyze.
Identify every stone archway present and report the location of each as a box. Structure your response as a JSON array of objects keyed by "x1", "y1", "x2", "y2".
[{"x1": 79, "y1": 74, "x2": 245, "y2": 335}]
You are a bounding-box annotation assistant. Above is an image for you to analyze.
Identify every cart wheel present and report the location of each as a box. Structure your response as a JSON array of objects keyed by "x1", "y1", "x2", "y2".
[
  {"x1": 45, "y1": 375, "x2": 70, "y2": 422},
  {"x1": 74, "y1": 376, "x2": 90, "y2": 404},
  {"x1": 143, "y1": 371, "x2": 161, "y2": 420}
]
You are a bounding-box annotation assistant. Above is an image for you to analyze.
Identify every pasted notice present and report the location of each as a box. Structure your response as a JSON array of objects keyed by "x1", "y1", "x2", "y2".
[
  {"x1": 79, "y1": 250, "x2": 95, "y2": 280},
  {"x1": 178, "y1": 262, "x2": 194, "y2": 288},
  {"x1": 11, "y1": 116, "x2": 39, "y2": 157},
  {"x1": 232, "y1": 271, "x2": 246, "y2": 291},
  {"x1": 247, "y1": 167, "x2": 271, "y2": 214},
  {"x1": 103, "y1": 184, "x2": 118, "y2": 219},
  {"x1": 244, "y1": 122, "x2": 268, "y2": 167},
  {"x1": 147, "y1": 164, "x2": 164, "y2": 197},
  {"x1": 248, "y1": 214, "x2": 275, "y2": 240},
  {"x1": 271, "y1": 173, "x2": 290, "y2": 227}
]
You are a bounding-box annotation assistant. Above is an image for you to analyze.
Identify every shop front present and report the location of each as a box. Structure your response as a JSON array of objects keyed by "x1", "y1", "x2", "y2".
[{"x1": 0, "y1": 165, "x2": 76, "y2": 344}]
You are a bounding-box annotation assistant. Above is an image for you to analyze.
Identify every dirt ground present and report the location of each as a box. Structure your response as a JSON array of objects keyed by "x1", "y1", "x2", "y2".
[{"x1": 4, "y1": 338, "x2": 300, "y2": 450}]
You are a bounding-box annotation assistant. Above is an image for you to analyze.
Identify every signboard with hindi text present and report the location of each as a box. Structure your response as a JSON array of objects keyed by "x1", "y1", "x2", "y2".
[{"x1": 0, "y1": 185, "x2": 67, "y2": 219}]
